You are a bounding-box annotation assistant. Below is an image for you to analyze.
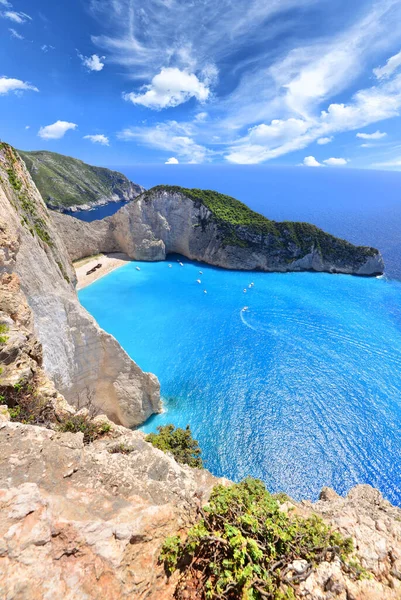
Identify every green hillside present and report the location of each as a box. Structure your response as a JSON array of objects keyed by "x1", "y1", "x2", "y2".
[{"x1": 18, "y1": 150, "x2": 144, "y2": 210}]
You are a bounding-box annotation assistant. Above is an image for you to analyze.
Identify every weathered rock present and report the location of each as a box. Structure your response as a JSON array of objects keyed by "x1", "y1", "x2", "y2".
[
  {"x1": 0, "y1": 420, "x2": 222, "y2": 599},
  {"x1": 0, "y1": 144, "x2": 161, "y2": 427},
  {"x1": 296, "y1": 484, "x2": 401, "y2": 599}
]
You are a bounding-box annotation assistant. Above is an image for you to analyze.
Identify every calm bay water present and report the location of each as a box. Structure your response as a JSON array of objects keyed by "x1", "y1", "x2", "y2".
[{"x1": 79, "y1": 258, "x2": 401, "y2": 505}]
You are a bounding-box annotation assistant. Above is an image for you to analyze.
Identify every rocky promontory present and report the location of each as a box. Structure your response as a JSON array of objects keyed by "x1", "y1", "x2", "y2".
[{"x1": 52, "y1": 185, "x2": 384, "y2": 276}]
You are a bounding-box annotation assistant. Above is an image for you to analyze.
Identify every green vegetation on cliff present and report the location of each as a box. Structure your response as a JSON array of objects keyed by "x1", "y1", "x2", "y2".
[
  {"x1": 147, "y1": 424, "x2": 203, "y2": 468},
  {"x1": 145, "y1": 185, "x2": 379, "y2": 268},
  {"x1": 18, "y1": 150, "x2": 144, "y2": 210},
  {"x1": 161, "y1": 478, "x2": 366, "y2": 600}
]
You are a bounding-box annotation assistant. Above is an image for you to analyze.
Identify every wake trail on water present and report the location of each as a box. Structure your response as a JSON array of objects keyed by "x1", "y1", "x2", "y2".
[{"x1": 239, "y1": 308, "x2": 401, "y2": 367}]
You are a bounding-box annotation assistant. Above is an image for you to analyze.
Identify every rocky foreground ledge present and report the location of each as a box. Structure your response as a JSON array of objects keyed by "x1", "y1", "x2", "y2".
[
  {"x1": 52, "y1": 185, "x2": 384, "y2": 276},
  {"x1": 1, "y1": 411, "x2": 401, "y2": 599}
]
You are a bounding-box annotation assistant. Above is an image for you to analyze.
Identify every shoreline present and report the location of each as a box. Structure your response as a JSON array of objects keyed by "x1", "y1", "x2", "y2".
[{"x1": 74, "y1": 252, "x2": 132, "y2": 290}]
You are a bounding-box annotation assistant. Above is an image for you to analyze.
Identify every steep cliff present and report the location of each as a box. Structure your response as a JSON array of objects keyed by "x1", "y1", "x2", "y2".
[
  {"x1": 52, "y1": 186, "x2": 384, "y2": 276},
  {"x1": 0, "y1": 143, "x2": 160, "y2": 426},
  {"x1": 18, "y1": 149, "x2": 144, "y2": 212}
]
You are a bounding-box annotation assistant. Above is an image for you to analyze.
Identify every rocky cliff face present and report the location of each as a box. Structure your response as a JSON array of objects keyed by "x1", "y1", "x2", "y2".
[
  {"x1": 0, "y1": 143, "x2": 160, "y2": 427},
  {"x1": 52, "y1": 187, "x2": 384, "y2": 276},
  {"x1": 18, "y1": 150, "x2": 144, "y2": 212}
]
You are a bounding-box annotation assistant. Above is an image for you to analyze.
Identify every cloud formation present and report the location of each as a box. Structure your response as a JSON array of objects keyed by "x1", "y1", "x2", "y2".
[
  {"x1": 123, "y1": 67, "x2": 211, "y2": 110},
  {"x1": 78, "y1": 53, "x2": 105, "y2": 71},
  {"x1": 38, "y1": 121, "x2": 77, "y2": 140},
  {"x1": 0, "y1": 77, "x2": 38, "y2": 95},
  {"x1": 83, "y1": 134, "x2": 109, "y2": 145},
  {"x1": 317, "y1": 137, "x2": 332, "y2": 145},
  {"x1": 373, "y1": 49, "x2": 401, "y2": 80},
  {"x1": 303, "y1": 156, "x2": 322, "y2": 167},
  {"x1": 2, "y1": 10, "x2": 31, "y2": 23},
  {"x1": 118, "y1": 121, "x2": 209, "y2": 163},
  {"x1": 356, "y1": 130, "x2": 387, "y2": 140},
  {"x1": 323, "y1": 157, "x2": 347, "y2": 166},
  {"x1": 165, "y1": 157, "x2": 179, "y2": 164}
]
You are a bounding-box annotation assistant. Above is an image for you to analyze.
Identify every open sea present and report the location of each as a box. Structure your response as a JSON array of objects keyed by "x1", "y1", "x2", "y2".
[{"x1": 77, "y1": 167, "x2": 401, "y2": 504}]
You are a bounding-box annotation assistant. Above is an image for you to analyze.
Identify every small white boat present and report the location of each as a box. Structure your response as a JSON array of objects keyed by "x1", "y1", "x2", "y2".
[
  {"x1": 179, "y1": 262, "x2": 184, "y2": 266},
  {"x1": 136, "y1": 266, "x2": 141, "y2": 271},
  {"x1": 168, "y1": 264, "x2": 172, "y2": 268},
  {"x1": 251, "y1": 282, "x2": 254, "y2": 286},
  {"x1": 248, "y1": 284, "x2": 252, "y2": 288},
  {"x1": 204, "y1": 290, "x2": 207, "y2": 294},
  {"x1": 199, "y1": 271, "x2": 203, "y2": 275},
  {"x1": 196, "y1": 279, "x2": 201, "y2": 284},
  {"x1": 242, "y1": 306, "x2": 249, "y2": 312},
  {"x1": 243, "y1": 288, "x2": 247, "y2": 293}
]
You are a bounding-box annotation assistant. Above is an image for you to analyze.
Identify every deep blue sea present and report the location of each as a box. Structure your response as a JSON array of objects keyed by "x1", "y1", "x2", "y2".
[{"x1": 79, "y1": 257, "x2": 401, "y2": 505}]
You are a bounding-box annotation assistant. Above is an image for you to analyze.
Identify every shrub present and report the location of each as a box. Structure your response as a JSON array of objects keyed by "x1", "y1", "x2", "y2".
[
  {"x1": 108, "y1": 442, "x2": 135, "y2": 455},
  {"x1": 58, "y1": 414, "x2": 111, "y2": 444},
  {"x1": 160, "y1": 478, "x2": 364, "y2": 599},
  {"x1": 146, "y1": 424, "x2": 203, "y2": 468},
  {"x1": 1, "y1": 378, "x2": 56, "y2": 426},
  {"x1": 0, "y1": 323, "x2": 9, "y2": 344}
]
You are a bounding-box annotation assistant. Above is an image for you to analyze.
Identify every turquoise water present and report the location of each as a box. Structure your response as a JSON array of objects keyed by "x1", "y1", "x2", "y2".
[{"x1": 79, "y1": 258, "x2": 401, "y2": 505}]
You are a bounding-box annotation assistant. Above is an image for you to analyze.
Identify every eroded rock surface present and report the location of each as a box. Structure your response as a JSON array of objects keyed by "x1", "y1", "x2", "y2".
[{"x1": 0, "y1": 420, "x2": 220, "y2": 599}]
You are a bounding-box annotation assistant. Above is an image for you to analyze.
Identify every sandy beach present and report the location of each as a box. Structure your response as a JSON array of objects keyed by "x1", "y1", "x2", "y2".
[{"x1": 74, "y1": 252, "x2": 131, "y2": 290}]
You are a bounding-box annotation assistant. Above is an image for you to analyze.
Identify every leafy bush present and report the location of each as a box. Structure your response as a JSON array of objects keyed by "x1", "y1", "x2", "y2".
[
  {"x1": 161, "y1": 478, "x2": 363, "y2": 599},
  {"x1": 108, "y1": 442, "x2": 135, "y2": 455},
  {"x1": 7, "y1": 168, "x2": 22, "y2": 191},
  {"x1": 146, "y1": 424, "x2": 203, "y2": 468},
  {"x1": 0, "y1": 323, "x2": 9, "y2": 344},
  {"x1": 58, "y1": 414, "x2": 111, "y2": 444},
  {"x1": 1, "y1": 378, "x2": 56, "y2": 426}
]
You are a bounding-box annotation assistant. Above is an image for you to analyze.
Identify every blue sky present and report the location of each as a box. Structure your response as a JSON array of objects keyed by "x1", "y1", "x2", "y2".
[{"x1": 2, "y1": 0, "x2": 401, "y2": 168}]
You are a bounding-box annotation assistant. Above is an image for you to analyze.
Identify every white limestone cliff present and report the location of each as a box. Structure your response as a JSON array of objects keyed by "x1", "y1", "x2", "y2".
[{"x1": 0, "y1": 144, "x2": 161, "y2": 427}]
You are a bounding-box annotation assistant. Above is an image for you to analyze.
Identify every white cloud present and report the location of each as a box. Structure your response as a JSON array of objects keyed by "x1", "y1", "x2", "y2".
[
  {"x1": 323, "y1": 157, "x2": 348, "y2": 166},
  {"x1": 9, "y1": 28, "x2": 23, "y2": 39},
  {"x1": 41, "y1": 44, "x2": 55, "y2": 53},
  {"x1": 25, "y1": 125, "x2": 30, "y2": 129},
  {"x1": 124, "y1": 67, "x2": 211, "y2": 110},
  {"x1": 118, "y1": 121, "x2": 209, "y2": 163},
  {"x1": 38, "y1": 121, "x2": 77, "y2": 140},
  {"x1": 0, "y1": 77, "x2": 38, "y2": 95},
  {"x1": 3, "y1": 11, "x2": 31, "y2": 23},
  {"x1": 226, "y1": 70, "x2": 401, "y2": 164},
  {"x1": 83, "y1": 134, "x2": 109, "y2": 145},
  {"x1": 194, "y1": 112, "x2": 208, "y2": 122},
  {"x1": 303, "y1": 156, "x2": 322, "y2": 167},
  {"x1": 356, "y1": 130, "x2": 387, "y2": 140},
  {"x1": 317, "y1": 136, "x2": 332, "y2": 145},
  {"x1": 79, "y1": 53, "x2": 105, "y2": 72},
  {"x1": 165, "y1": 157, "x2": 179, "y2": 164},
  {"x1": 0, "y1": 0, "x2": 11, "y2": 6},
  {"x1": 374, "y1": 49, "x2": 401, "y2": 80}
]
